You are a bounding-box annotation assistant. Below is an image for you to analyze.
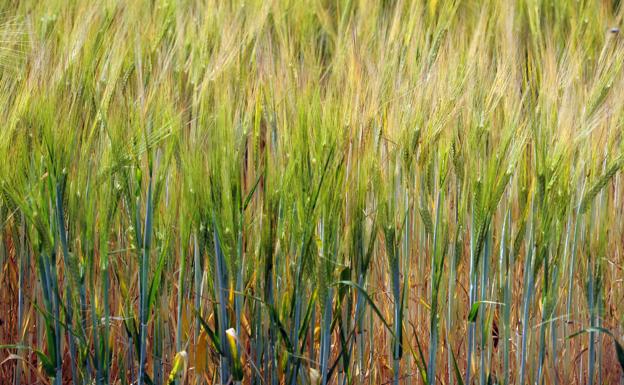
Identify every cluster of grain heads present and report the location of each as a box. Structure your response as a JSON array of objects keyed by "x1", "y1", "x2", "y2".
[{"x1": 0, "y1": 0, "x2": 624, "y2": 384}]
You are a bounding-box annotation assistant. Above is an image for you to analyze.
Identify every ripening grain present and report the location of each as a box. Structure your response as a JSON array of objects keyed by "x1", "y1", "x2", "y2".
[{"x1": 0, "y1": 1, "x2": 623, "y2": 384}]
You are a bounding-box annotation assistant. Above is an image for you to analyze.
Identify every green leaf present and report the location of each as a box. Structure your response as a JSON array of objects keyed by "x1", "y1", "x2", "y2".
[
  {"x1": 568, "y1": 327, "x2": 624, "y2": 373},
  {"x1": 243, "y1": 171, "x2": 263, "y2": 211},
  {"x1": 148, "y1": 247, "x2": 168, "y2": 314},
  {"x1": 615, "y1": 340, "x2": 624, "y2": 374},
  {"x1": 194, "y1": 309, "x2": 224, "y2": 356},
  {"x1": 468, "y1": 301, "x2": 504, "y2": 323},
  {"x1": 450, "y1": 348, "x2": 465, "y2": 385},
  {"x1": 413, "y1": 332, "x2": 429, "y2": 385},
  {"x1": 334, "y1": 280, "x2": 391, "y2": 331},
  {"x1": 34, "y1": 350, "x2": 56, "y2": 377},
  {"x1": 468, "y1": 303, "x2": 479, "y2": 323}
]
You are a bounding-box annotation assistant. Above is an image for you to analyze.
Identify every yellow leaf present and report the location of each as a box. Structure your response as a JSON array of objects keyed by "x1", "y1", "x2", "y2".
[
  {"x1": 167, "y1": 351, "x2": 188, "y2": 385},
  {"x1": 181, "y1": 304, "x2": 189, "y2": 338},
  {"x1": 195, "y1": 330, "x2": 208, "y2": 375},
  {"x1": 229, "y1": 282, "x2": 235, "y2": 308}
]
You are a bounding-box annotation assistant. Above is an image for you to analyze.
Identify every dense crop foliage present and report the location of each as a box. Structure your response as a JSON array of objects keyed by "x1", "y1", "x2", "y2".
[{"x1": 1, "y1": 1, "x2": 624, "y2": 384}]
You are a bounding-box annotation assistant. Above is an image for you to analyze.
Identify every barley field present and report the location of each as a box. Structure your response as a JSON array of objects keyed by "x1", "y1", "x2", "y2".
[{"x1": 0, "y1": 1, "x2": 624, "y2": 384}]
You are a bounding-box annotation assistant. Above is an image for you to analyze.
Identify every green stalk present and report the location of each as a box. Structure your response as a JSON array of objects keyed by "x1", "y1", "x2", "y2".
[
  {"x1": 213, "y1": 224, "x2": 232, "y2": 384},
  {"x1": 14, "y1": 215, "x2": 27, "y2": 385},
  {"x1": 193, "y1": 232, "x2": 201, "y2": 342},
  {"x1": 389, "y1": 231, "x2": 402, "y2": 385},
  {"x1": 138, "y1": 171, "x2": 153, "y2": 385},
  {"x1": 89, "y1": 265, "x2": 101, "y2": 384},
  {"x1": 479, "y1": 231, "x2": 491, "y2": 385},
  {"x1": 54, "y1": 182, "x2": 80, "y2": 385},
  {"x1": 320, "y1": 287, "x2": 334, "y2": 385},
  {"x1": 447, "y1": 179, "x2": 461, "y2": 385},
  {"x1": 101, "y1": 246, "x2": 111, "y2": 385},
  {"x1": 48, "y1": 250, "x2": 63, "y2": 385},
  {"x1": 588, "y1": 259, "x2": 596, "y2": 385},
  {"x1": 519, "y1": 211, "x2": 535, "y2": 385},
  {"x1": 234, "y1": 226, "x2": 245, "y2": 379},
  {"x1": 176, "y1": 241, "x2": 186, "y2": 354},
  {"x1": 153, "y1": 307, "x2": 163, "y2": 385},
  {"x1": 502, "y1": 209, "x2": 512, "y2": 385},
  {"x1": 465, "y1": 206, "x2": 476, "y2": 385},
  {"x1": 427, "y1": 188, "x2": 443, "y2": 383},
  {"x1": 565, "y1": 186, "x2": 583, "y2": 379}
]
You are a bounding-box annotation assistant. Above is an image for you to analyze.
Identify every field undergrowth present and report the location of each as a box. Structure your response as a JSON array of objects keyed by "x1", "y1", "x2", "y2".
[{"x1": 1, "y1": 0, "x2": 624, "y2": 384}]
